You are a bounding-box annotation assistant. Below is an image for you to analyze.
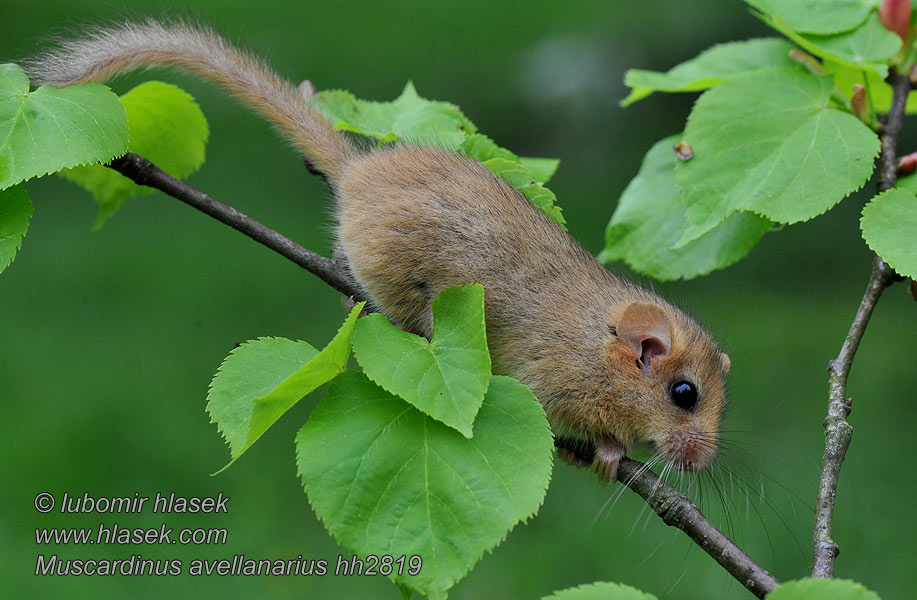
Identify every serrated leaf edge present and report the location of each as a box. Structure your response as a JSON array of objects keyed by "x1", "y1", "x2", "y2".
[
  {"x1": 673, "y1": 68, "x2": 879, "y2": 246},
  {"x1": 295, "y1": 373, "x2": 553, "y2": 600}
]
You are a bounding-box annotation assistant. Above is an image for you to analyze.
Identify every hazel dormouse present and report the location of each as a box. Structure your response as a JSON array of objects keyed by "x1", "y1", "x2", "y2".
[{"x1": 25, "y1": 20, "x2": 731, "y2": 482}]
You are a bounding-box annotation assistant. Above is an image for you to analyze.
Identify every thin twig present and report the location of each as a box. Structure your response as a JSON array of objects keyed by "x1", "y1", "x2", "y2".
[
  {"x1": 811, "y1": 256, "x2": 896, "y2": 577},
  {"x1": 878, "y1": 72, "x2": 913, "y2": 192},
  {"x1": 617, "y1": 457, "x2": 779, "y2": 598},
  {"x1": 810, "y1": 71, "x2": 909, "y2": 578},
  {"x1": 114, "y1": 150, "x2": 775, "y2": 595},
  {"x1": 107, "y1": 152, "x2": 362, "y2": 298}
]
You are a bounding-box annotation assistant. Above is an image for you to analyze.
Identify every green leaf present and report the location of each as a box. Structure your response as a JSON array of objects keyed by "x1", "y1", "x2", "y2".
[
  {"x1": 458, "y1": 135, "x2": 560, "y2": 184},
  {"x1": 861, "y1": 188, "x2": 917, "y2": 279},
  {"x1": 622, "y1": 38, "x2": 798, "y2": 106},
  {"x1": 481, "y1": 157, "x2": 532, "y2": 188},
  {"x1": 894, "y1": 170, "x2": 917, "y2": 194},
  {"x1": 460, "y1": 133, "x2": 518, "y2": 162},
  {"x1": 297, "y1": 371, "x2": 553, "y2": 600},
  {"x1": 802, "y1": 14, "x2": 901, "y2": 71},
  {"x1": 482, "y1": 158, "x2": 565, "y2": 225},
  {"x1": 600, "y1": 136, "x2": 771, "y2": 280},
  {"x1": 543, "y1": 582, "x2": 659, "y2": 600},
  {"x1": 518, "y1": 156, "x2": 560, "y2": 184},
  {"x1": 0, "y1": 63, "x2": 127, "y2": 190},
  {"x1": 207, "y1": 303, "x2": 363, "y2": 469},
  {"x1": 313, "y1": 88, "x2": 564, "y2": 222},
  {"x1": 0, "y1": 184, "x2": 33, "y2": 274},
  {"x1": 311, "y1": 82, "x2": 476, "y2": 150},
  {"x1": 756, "y1": 12, "x2": 899, "y2": 77},
  {"x1": 767, "y1": 578, "x2": 881, "y2": 600},
  {"x1": 520, "y1": 183, "x2": 565, "y2": 225},
  {"x1": 675, "y1": 66, "x2": 879, "y2": 246},
  {"x1": 824, "y1": 61, "x2": 917, "y2": 114},
  {"x1": 208, "y1": 337, "x2": 318, "y2": 465},
  {"x1": 743, "y1": 0, "x2": 875, "y2": 34},
  {"x1": 351, "y1": 285, "x2": 490, "y2": 438},
  {"x1": 61, "y1": 81, "x2": 209, "y2": 227}
]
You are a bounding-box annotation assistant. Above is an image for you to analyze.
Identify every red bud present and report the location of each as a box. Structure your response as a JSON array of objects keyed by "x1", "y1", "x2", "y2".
[
  {"x1": 879, "y1": 0, "x2": 910, "y2": 40},
  {"x1": 673, "y1": 141, "x2": 693, "y2": 161},
  {"x1": 898, "y1": 152, "x2": 917, "y2": 174}
]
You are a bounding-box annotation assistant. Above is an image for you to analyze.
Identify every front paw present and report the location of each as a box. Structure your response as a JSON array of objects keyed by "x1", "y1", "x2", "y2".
[{"x1": 592, "y1": 436, "x2": 627, "y2": 483}]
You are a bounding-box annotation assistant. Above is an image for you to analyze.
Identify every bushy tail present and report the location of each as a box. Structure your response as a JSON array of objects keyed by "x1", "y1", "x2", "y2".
[{"x1": 24, "y1": 20, "x2": 355, "y2": 181}]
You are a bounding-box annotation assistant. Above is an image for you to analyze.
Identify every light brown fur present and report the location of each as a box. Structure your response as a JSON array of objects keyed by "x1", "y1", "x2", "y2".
[{"x1": 25, "y1": 21, "x2": 730, "y2": 481}]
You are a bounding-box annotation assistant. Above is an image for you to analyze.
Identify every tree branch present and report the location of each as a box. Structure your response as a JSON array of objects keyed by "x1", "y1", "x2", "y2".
[
  {"x1": 810, "y1": 70, "x2": 909, "y2": 578},
  {"x1": 811, "y1": 255, "x2": 896, "y2": 578},
  {"x1": 878, "y1": 72, "x2": 913, "y2": 192},
  {"x1": 555, "y1": 438, "x2": 778, "y2": 597},
  {"x1": 618, "y1": 457, "x2": 779, "y2": 598},
  {"x1": 107, "y1": 152, "x2": 363, "y2": 299},
  {"x1": 112, "y1": 150, "x2": 777, "y2": 597}
]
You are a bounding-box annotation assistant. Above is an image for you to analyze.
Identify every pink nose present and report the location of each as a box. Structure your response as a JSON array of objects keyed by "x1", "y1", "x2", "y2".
[{"x1": 669, "y1": 430, "x2": 715, "y2": 472}]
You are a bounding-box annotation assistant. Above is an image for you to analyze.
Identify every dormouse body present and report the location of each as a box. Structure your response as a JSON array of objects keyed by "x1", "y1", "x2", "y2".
[{"x1": 25, "y1": 21, "x2": 730, "y2": 482}]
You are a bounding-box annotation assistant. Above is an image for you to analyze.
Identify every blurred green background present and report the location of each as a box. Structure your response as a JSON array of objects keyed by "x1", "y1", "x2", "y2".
[{"x1": 2, "y1": 1, "x2": 914, "y2": 598}]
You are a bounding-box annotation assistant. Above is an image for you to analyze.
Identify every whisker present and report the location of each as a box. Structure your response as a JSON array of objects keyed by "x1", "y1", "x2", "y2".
[
  {"x1": 591, "y1": 453, "x2": 665, "y2": 528},
  {"x1": 714, "y1": 451, "x2": 813, "y2": 511},
  {"x1": 714, "y1": 459, "x2": 808, "y2": 563},
  {"x1": 634, "y1": 528, "x2": 670, "y2": 568},
  {"x1": 665, "y1": 536, "x2": 696, "y2": 596}
]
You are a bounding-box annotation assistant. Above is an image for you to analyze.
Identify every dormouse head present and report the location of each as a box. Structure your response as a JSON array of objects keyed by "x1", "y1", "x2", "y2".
[{"x1": 604, "y1": 301, "x2": 729, "y2": 472}]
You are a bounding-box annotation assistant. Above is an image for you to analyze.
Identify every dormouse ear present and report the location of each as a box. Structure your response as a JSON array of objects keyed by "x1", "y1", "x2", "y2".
[
  {"x1": 616, "y1": 302, "x2": 672, "y2": 376},
  {"x1": 720, "y1": 352, "x2": 731, "y2": 373}
]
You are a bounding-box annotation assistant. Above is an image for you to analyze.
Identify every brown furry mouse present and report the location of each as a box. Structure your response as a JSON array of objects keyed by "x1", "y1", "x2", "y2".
[{"x1": 24, "y1": 20, "x2": 731, "y2": 482}]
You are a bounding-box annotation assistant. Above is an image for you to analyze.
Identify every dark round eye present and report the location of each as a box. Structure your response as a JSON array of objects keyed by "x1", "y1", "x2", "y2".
[{"x1": 669, "y1": 380, "x2": 698, "y2": 411}]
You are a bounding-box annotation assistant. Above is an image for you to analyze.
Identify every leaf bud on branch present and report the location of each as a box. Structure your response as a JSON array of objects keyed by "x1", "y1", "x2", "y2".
[
  {"x1": 850, "y1": 84, "x2": 870, "y2": 124},
  {"x1": 897, "y1": 151, "x2": 917, "y2": 174},
  {"x1": 880, "y1": 0, "x2": 911, "y2": 40}
]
